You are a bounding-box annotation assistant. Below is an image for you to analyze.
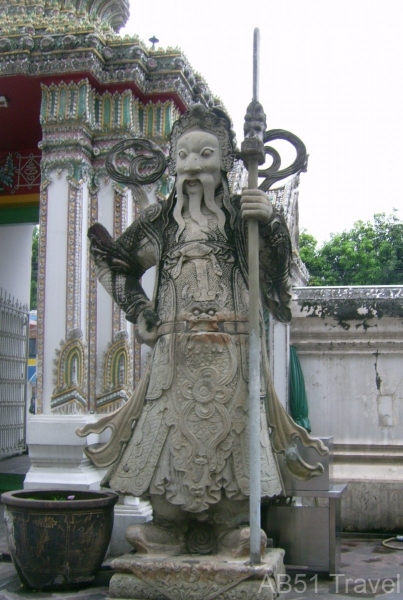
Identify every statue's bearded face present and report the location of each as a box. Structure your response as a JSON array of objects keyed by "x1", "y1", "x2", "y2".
[
  {"x1": 174, "y1": 131, "x2": 225, "y2": 239},
  {"x1": 176, "y1": 131, "x2": 221, "y2": 191}
]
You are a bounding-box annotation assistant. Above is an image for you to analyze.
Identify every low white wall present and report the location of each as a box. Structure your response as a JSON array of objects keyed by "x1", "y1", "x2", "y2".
[{"x1": 291, "y1": 286, "x2": 403, "y2": 531}]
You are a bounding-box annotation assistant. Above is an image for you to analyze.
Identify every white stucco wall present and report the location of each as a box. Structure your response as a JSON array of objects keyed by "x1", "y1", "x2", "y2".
[
  {"x1": 41, "y1": 170, "x2": 69, "y2": 412},
  {"x1": 291, "y1": 314, "x2": 403, "y2": 445},
  {"x1": 291, "y1": 286, "x2": 403, "y2": 531},
  {"x1": 0, "y1": 223, "x2": 35, "y2": 306},
  {"x1": 96, "y1": 179, "x2": 115, "y2": 396}
]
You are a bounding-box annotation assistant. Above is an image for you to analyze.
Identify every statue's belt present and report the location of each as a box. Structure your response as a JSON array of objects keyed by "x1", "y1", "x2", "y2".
[{"x1": 156, "y1": 321, "x2": 249, "y2": 335}]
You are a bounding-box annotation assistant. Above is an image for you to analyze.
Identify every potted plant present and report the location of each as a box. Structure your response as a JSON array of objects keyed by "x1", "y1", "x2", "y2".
[{"x1": 1, "y1": 488, "x2": 118, "y2": 590}]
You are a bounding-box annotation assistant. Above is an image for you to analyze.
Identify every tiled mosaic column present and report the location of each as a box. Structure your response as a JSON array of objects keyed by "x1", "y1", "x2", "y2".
[{"x1": 25, "y1": 80, "x2": 175, "y2": 520}]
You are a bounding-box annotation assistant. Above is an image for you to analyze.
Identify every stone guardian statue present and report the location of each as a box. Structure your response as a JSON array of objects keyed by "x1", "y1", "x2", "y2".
[{"x1": 78, "y1": 103, "x2": 327, "y2": 558}]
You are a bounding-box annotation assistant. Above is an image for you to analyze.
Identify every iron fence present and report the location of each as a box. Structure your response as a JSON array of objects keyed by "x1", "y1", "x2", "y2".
[{"x1": 0, "y1": 290, "x2": 29, "y2": 458}]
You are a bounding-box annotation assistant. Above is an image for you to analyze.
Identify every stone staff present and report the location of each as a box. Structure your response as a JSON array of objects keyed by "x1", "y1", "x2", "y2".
[
  {"x1": 241, "y1": 28, "x2": 309, "y2": 565},
  {"x1": 241, "y1": 27, "x2": 266, "y2": 566}
]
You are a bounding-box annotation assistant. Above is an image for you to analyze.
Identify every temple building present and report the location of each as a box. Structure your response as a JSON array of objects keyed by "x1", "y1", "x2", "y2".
[
  {"x1": 1, "y1": 0, "x2": 401, "y2": 540},
  {"x1": 0, "y1": 0, "x2": 221, "y2": 417}
]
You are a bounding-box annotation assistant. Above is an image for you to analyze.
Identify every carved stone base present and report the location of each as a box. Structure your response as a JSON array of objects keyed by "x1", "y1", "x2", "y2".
[{"x1": 109, "y1": 549, "x2": 285, "y2": 600}]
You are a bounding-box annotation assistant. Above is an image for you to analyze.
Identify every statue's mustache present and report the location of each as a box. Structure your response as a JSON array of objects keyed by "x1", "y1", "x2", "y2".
[{"x1": 174, "y1": 173, "x2": 226, "y2": 241}]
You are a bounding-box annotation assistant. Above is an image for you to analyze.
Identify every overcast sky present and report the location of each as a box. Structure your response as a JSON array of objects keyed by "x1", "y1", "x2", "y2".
[{"x1": 122, "y1": 0, "x2": 403, "y2": 245}]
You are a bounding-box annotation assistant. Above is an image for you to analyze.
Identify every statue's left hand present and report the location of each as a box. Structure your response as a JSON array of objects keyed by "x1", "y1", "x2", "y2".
[
  {"x1": 240, "y1": 189, "x2": 273, "y2": 223},
  {"x1": 136, "y1": 308, "x2": 160, "y2": 348}
]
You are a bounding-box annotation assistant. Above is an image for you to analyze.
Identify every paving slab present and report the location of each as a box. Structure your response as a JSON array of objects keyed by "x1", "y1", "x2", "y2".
[
  {"x1": 0, "y1": 456, "x2": 31, "y2": 476},
  {"x1": 0, "y1": 535, "x2": 402, "y2": 600}
]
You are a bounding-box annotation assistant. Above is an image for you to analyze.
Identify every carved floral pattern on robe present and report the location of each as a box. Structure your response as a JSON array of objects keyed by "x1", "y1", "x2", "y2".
[
  {"x1": 81, "y1": 191, "x2": 327, "y2": 512},
  {"x1": 106, "y1": 203, "x2": 284, "y2": 509}
]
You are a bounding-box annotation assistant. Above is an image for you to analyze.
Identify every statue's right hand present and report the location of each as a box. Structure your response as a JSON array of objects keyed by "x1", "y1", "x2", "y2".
[{"x1": 136, "y1": 308, "x2": 160, "y2": 347}]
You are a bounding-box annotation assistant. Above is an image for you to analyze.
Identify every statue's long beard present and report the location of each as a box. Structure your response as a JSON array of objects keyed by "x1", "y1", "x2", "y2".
[{"x1": 174, "y1": 173, "x2": 226, "y2": 241}]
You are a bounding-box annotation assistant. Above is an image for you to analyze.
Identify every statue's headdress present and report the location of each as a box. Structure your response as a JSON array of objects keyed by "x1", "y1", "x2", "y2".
[{"x1": 167, "y1": 104, "x2": 237, "y2": 175}]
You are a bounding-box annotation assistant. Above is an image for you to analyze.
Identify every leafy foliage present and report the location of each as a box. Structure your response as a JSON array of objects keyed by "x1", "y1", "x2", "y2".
[
  {"x1": 298, "y1": 232, "x2": 326, "y2": 286},
  {"x1": 300, "y1": 211, "x2": 403, "y2": 286}
]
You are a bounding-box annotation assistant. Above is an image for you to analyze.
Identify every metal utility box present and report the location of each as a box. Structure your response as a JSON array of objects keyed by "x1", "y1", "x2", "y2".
[
  {"x1": 263, "y1": 436, "x2": 347, "y2": 573},
  {"x1": 263, "y1": 484, "x2": 346, "y2": 573}
]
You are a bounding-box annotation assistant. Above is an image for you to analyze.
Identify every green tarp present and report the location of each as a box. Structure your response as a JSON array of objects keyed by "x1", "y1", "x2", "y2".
[{"x1": 289, "y1": 345, "x2": 312, "y2": 432}]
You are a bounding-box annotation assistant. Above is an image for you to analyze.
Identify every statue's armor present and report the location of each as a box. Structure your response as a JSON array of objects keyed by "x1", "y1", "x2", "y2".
[
  {"x1": 108, "y1": 206, "x2": 283, "y2": 511},
  {"x1": 83, "y1": 188, "x2": 328, "y2": 513}
]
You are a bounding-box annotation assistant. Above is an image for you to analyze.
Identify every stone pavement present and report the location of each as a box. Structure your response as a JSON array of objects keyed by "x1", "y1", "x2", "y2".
[
  {"x1": 1, "y1": 454, "x2": 403, "y2": 599},
  {"x1": 0, "y1": 454, "x2": 31, "y2": 476}
]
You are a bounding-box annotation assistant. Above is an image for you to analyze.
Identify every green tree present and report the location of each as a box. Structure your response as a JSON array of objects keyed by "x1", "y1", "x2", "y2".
[
  {"x1": 299, "y1": 231, "x2": 327, "y2": 285},
  {"x1": 300, "y1": 211, "x2": 403, "y2": 286},
  {"x1": 30, "y1": 226, "x2": 39, "y2": 309}
]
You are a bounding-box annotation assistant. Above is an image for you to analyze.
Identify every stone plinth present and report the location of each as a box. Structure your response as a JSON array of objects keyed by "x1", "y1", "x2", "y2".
[
  {"x1": 24, "y1": 415, "x2": 106, "y2": 490},
  {"x1": 109, "y1": 549, "x2": 285, "y2": 600}
]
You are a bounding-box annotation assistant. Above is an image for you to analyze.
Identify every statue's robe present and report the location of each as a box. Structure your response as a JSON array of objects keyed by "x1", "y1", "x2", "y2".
[{"x1": 80, "y1": 189, "x2": 327, "y2": 512}]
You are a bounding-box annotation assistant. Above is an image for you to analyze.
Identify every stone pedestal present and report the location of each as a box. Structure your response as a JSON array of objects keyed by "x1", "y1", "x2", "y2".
[
  {"x1": 24, "y1": 415, "x2": 106, "y2": 490},
  {"x1": 109, "y1": 549, "x2": 285, "y2": 600}
]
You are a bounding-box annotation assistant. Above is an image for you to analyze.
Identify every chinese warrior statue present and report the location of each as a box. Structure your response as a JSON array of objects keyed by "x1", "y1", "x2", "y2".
[{"x1": 78, "y1": 104, "x2": 326, "y2": 558}]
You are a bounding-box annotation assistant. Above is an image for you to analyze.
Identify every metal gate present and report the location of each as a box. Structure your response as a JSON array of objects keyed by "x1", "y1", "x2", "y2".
[{"x1": 0, "y1": 291, "x2": 29, "y2": 458}]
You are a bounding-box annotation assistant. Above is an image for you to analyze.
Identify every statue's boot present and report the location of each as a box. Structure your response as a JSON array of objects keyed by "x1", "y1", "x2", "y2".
[
  {"x1": 217, "y1": 526, "x2": 267, "y2": 559},
  {"x1": 126, "y1": 522, "x2": 187, "y2": 555}
]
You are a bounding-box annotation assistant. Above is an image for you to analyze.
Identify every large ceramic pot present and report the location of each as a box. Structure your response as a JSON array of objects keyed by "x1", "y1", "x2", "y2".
[{"x1": 1, "y1": 488, "x2": 118, "y2": 590}]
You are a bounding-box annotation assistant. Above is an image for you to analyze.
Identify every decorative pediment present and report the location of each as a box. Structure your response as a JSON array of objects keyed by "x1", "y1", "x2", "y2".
[
  {"x1": 96, "y1": 330, "x2": 133, "y2": 413},
  {"x1": 51, "y1": 329, "x2": 87, "y2": 413}
]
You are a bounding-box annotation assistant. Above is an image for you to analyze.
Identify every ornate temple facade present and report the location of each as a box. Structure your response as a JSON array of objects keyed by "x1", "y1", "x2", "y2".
[{"x1": 0, "y1": 0, "x2": 220, "y2": 420}]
